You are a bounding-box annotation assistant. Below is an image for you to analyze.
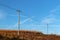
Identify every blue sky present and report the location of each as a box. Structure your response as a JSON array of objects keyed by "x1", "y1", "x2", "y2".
[{"x1": 0, "y1": 0, "x2": 60, "y2": 34}]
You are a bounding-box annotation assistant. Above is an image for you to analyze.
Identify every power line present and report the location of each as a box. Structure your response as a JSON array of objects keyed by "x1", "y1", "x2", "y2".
[{"x1": 0, "y1": 3, "x2": 17, "y2": 11}]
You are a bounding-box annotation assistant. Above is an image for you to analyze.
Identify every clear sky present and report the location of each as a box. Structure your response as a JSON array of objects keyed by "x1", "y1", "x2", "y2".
[{"x1": 0, "y1": 0, "x2": 60, "y2": 34}]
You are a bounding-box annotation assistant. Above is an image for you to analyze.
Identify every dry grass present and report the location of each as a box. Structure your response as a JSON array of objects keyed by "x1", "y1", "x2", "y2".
[{"x1": 0, "y1": 30, "x2": 60, "y2": 40}]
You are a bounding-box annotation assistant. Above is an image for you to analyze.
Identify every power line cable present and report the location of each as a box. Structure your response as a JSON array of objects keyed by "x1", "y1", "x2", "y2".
[
  {"x1": 0, "y1": 3, "x2": 22, "y2": 13},
  {"x1": 0, "y1": 3, "x2": 17, "y2": 11}
]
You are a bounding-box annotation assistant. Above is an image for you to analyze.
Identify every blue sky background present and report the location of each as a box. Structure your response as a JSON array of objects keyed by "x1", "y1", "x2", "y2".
[{"x1": 0, "y1": 0, "x2": 60, "y2": 34}]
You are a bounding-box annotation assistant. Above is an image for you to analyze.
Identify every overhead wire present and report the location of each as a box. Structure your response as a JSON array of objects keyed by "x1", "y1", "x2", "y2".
[{"x1": 0, "y1": 3, "x2": 17, "y2": 11}]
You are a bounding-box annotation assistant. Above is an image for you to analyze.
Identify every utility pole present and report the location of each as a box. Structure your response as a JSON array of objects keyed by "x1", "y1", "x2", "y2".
[
  {"x1": 47, "y1": 24, "x2": 48, "y2": 34},
  {"x1": 47, "y1": 24, "x2": 49, "y2": 40},
  {"x1": 0, "y1": 3, "x2": 21, "y2": 38},
  {"x1": 17, "y1": 10, "x2": 20, "y2": 36}
]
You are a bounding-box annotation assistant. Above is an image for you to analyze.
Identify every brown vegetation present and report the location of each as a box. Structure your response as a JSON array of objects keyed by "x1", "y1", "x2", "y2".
[{"x1": 0, "y1": 30, "x2": 60, "y2": 40}]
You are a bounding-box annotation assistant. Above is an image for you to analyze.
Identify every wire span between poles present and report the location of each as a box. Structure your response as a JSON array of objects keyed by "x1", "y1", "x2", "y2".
[{"x1": 0, "y1": 3, "x2": 17, "y2": 11}]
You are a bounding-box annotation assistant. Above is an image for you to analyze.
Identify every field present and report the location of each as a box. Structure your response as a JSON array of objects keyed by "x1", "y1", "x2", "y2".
[{"x1": 0, "y1": 30, "x2": 60, "y2": 40}]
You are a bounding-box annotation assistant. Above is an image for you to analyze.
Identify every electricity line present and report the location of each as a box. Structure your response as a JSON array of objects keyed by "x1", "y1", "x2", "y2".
[{"x1": 0, "y1": 3, "x2": 17, "y2": 11}]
